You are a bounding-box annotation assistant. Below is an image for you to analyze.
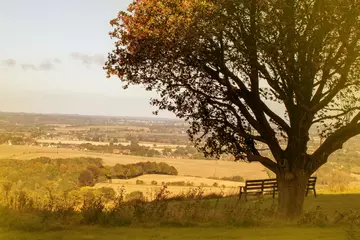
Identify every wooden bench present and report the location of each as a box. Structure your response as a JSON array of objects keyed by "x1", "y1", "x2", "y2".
[{"x1": 239, "y1": 177, "x2": 317, "y2": 200}]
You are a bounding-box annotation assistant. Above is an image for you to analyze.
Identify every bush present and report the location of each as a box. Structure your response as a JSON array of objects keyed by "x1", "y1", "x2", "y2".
[
  {"x1": 97, "y1": 187, "x2": 116, "y2": 201},
  {"x1": 111, "y1": 162, "x2": 178, "y2": 179},
  {"x1": 166, "y1": 181, "x2": 186, "y2": 186},
  {"x1": 151, "y1": 180, "x2": 158, "y2": 185},
  {"x1": 136, "y1": 180, "x2": 145, "y2": 185},
  {"x1": 186, "y1": 181, "x2": 194, "y2": 186},
  {"x1": 78, "y1": 170, "x2": 96, "y2": 187},
  {"x1": 220, "y1": 176, "x2": 244, "y2": 182},
  {"x1": 213, "y1": 182, "x2": 219, "y2": 187},
  {"x1": 126, "y1": 191, "x2": 144, "y2": 201}
]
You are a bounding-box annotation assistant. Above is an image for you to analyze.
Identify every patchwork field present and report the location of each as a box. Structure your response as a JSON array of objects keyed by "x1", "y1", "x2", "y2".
[
  {"x1": 36, "y1": 139, "x2": 186, "y2": 150},
  {"x1": 0, "y1": 145, "x2": 267, "y2": 179}
]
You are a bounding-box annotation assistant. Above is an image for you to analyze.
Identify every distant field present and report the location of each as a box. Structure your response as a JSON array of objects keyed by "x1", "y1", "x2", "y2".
[
  {"x1": 0, "y1": 145, "x2": 267, "y2": 179},
  {"x1": 36, "y1": 139, "x2": 110, "y2": 145},
  {"x1": 95, "y1": 174, "x2": 243, "y2": 199},
  {"x1": 55, "y1": 125, "x2": 151, "y2": 131},
  {"x1": 35, "y1": 139, "x2": 186, "y2": 149}
]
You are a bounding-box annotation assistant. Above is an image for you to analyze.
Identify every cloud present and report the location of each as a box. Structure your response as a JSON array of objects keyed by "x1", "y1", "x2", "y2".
[
  {"x1": 70, "y1": 52, "x2": 105, "y2": 67},
  {"x1": 20, "y1": 59, "x2": 61, "y2": 71},
  {"x1": 2, "y1": 58, "x2": 61, "y2": 71},
  {"x1": 21, "y1": 64, "x2": 37, "y2": 71},
  {"x1": 53, "y1": 58, "x2": 61, "y2": 64},
  {"x1": 2, "y1": 59, "x2": 16, "y2": 67},
  {"x1": 38, "y1": 60, "x2": 56, "y2": 71}
]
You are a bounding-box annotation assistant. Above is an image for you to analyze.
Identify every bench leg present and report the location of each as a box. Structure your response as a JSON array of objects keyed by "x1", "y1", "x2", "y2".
[
  {"x1": 305, "y1": 188, "x2": 309, "y2": 197},
  {"x1": 239, "y1": 187, "x2": 243, "y2": 200},
  {"x1": 313, "y1": 188, "x2": 317, "y2": 197}
]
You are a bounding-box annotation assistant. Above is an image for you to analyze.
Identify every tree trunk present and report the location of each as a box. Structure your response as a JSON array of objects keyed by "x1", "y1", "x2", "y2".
[{"x1": 277, "y1": 172, "x2": 310, "y2": 218}]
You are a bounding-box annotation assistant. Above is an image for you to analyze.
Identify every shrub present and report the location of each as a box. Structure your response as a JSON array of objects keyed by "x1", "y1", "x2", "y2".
[
  {"x1": 186, "y1": 181, "x2": 194, "y2": 186},
  {"x1": 136, "y1": 180, "x2": 145, "y2": 185},
  {"x1": 213, "y1": 182, "x2": 219, "y2": 187},
  {"x1": 151, "y1": 180, "x2": 158, "y2": 185},
  {"x1": 166, "y1": 181, "x2": 186, "y2": 186},
  {"x1": 126, "y1": 191, "x2": 144, "y2": 201},
  {"x1": 97, "y1": 187, "x2": 116, "y2": 201},
  {"x1": 220, "y1": 176, "x2": 244, "y2": 182},
  {"x1": 111, "y1": 162, "x2": 178, "y2": 179},
  {"x1": 78, "y1": 170, "x2": 96, "y2": 187}
]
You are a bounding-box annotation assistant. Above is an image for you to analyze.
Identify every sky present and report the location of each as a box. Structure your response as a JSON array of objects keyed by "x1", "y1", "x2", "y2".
[{"x1": 0, "y1": 0, "x2": 174, "y2": 118}]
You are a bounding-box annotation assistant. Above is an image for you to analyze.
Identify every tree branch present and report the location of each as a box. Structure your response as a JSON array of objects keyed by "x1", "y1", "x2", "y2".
[
  {"x1": 247, "y1": 152, "x2": 279, "y2": 174},
  {"x1": 311, "y1": 112, "x2": 360, "y2": 172}
]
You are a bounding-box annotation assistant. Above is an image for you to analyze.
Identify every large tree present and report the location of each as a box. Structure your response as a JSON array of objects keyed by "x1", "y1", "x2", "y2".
[{"x1": 105, "y1": 0, "x2": 360, "y2": 217}]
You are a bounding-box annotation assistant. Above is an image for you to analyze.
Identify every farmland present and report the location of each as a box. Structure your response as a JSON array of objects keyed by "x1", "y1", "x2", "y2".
[{"x1": 0, "y1": 145, "x2": 267, "y2": 180}]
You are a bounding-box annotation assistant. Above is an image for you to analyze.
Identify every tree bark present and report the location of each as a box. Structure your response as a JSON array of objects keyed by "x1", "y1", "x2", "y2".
[{"x1": 277, "y1": 171, "x2": 310, "y2": 218}]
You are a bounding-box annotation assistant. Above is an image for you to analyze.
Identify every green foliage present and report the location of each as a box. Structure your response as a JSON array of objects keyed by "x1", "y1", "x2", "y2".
[
  {"x1": 166, "y1": 181, "x2": 186, "y2": 186},
  {"x1": 97, "y1": 187, "x2": 116, "y2": 202},
  {"x1": 0, "y1": 157, "x2": 103, "y2": 193},
  {"x1": 111, "y1": 161, "x2": 178, "y2": 179},
  {"x1": 220, "y1": 176, "x2": 244, "y2": 182},
  {"x1": 209, "y1": 176, "x2": 244, "y2": 182},
  {"x1": 78, "y1": 170, "x2": 96, "y2": 187},
  {"x1": 126, "y1": 191, "x2": 144, "y2": 202}
]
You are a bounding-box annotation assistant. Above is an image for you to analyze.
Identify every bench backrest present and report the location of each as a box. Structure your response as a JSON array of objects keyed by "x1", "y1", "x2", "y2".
[
  {"x1": 244, "y1": 177, "x2": 316, "y2": 192},
  {"x1": 307, "y1": 177, "x2": 317, "y2": 187},
  {"x1": 245, "y1": 179, "x2": 277, "y2": 191}
]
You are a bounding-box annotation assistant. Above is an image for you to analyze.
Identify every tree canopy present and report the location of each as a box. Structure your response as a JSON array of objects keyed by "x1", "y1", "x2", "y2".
[{"x1": 105, "y1": 0, "x2": 360, "y2": 217}]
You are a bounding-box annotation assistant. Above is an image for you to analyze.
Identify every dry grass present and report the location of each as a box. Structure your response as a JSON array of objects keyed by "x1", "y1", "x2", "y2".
[
  {"x1": 0, "y1": 145, "x2": 267, "y2": 179},
  {"x1": 95, "y1": 174, "x2": 243, "y2": 199}
]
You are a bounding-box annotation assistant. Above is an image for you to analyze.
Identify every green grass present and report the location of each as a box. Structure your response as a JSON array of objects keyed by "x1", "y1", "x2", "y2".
[
  {"x1": 0, "y1": 227, "x2": 348, "y2": 240},
  {"x1": 1, "y1": 193, "x2": 359, "y2": 239}
]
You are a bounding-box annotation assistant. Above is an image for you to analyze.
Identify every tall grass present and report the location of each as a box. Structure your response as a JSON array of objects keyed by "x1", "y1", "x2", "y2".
[{"x1": 1, "y1": 185, "x2": 360, "y2": 233}]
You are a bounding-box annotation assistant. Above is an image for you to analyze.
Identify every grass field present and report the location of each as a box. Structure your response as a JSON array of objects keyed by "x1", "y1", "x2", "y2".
[
  {"x1": 0, "y1": 227, "x2": 347, "y2": 240},
  {"x1": 1, "y1": 194, "x2": 356, "y2": 239},
  {"x1": 95, "y1": 174, "x2": 242, "y2": 198},
  {"x1": 0, "y1": 145, "x2": 267, "y2": 179}
]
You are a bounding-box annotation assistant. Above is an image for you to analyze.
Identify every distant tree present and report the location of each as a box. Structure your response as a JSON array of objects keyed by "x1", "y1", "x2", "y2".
[
  {"x1": 162, "y1": 147, "x2": 173, "y2": 157},
  {"x1": 106, "y1": 0, "x2": 360, "y2": 218},
  {"x1": 78, "y1": 170, "x2": 96, "y2": 187}
]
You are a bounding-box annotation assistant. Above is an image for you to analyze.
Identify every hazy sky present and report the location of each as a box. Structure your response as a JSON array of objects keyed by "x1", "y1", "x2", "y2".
[{"x1": 0, "y1": 0, "x2": 173, "y2": 118}]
